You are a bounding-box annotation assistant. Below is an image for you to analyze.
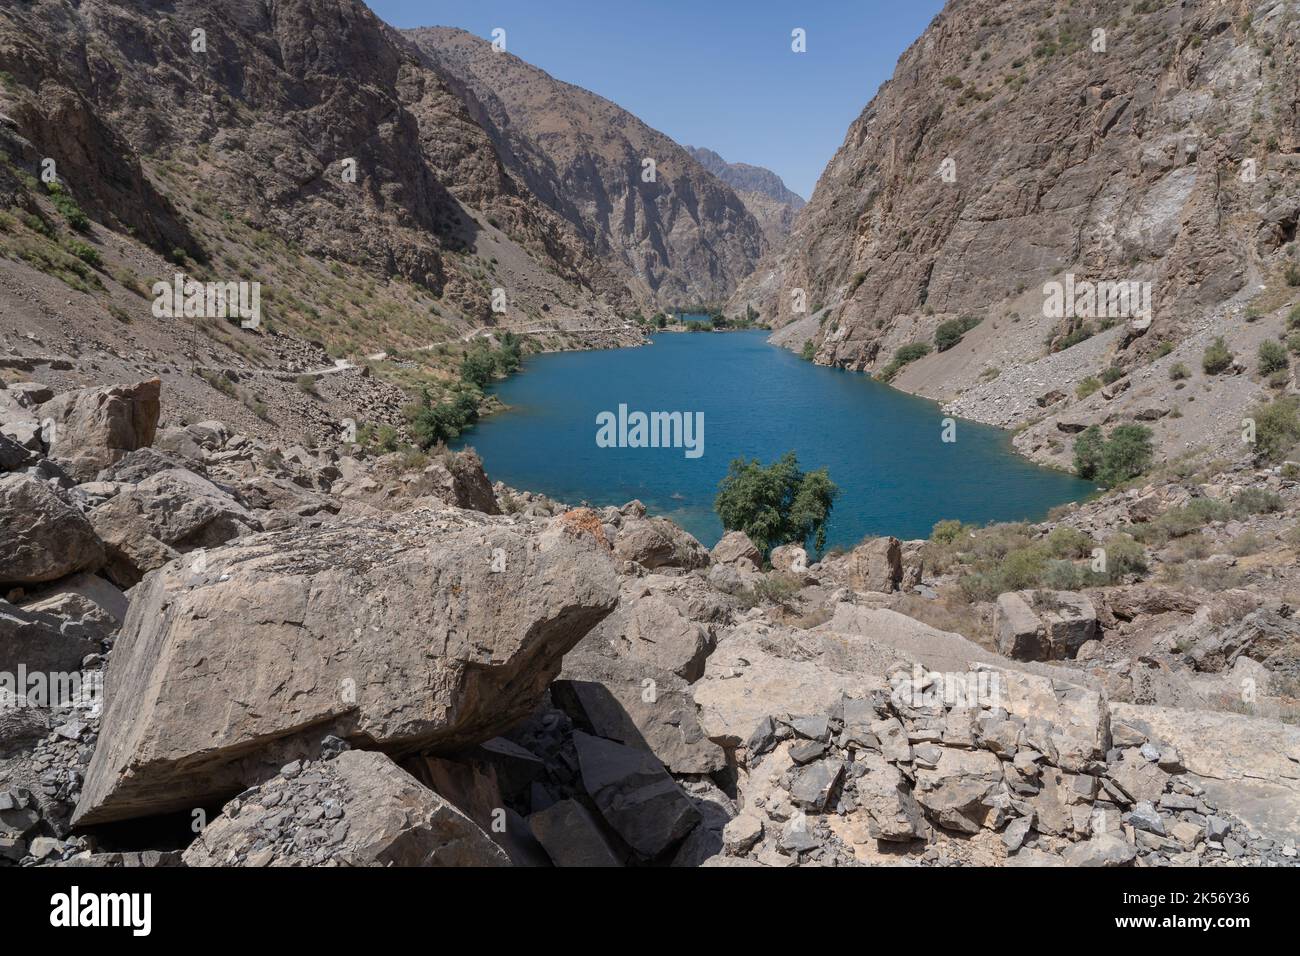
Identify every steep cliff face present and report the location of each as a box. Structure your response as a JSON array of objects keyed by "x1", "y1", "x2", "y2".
[
  {"x1": 406, "y1": 27, "x2": 768, "y2": 310},
  {"x1": 730, "y1": 0, "x2": 1299, "y2": 468},
  {"x1": 686, "y1": 146, "x2": 806, "y2": 246},
  {"x1": 0, "y1": 0, "x2": 625, "y2": 323}
]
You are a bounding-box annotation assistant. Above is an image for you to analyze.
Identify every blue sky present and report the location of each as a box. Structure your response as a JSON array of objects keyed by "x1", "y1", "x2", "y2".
[{"x1": 370, "y1": 0, "x2": 945, "y2": 200}]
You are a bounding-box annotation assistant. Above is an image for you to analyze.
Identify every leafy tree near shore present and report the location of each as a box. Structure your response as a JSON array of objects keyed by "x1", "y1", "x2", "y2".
[
  {"x1": 1073, "y1": 423, "x2": 1153, "y2": 487},
  {"x1": 714, "y1": 451, "x2": 839, "y2": 557}
]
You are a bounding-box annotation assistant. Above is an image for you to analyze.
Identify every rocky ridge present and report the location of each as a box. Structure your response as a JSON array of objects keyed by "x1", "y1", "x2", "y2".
[
  {"x1": 686, "y1": 146, "x2": 806, "y2": 247},
  {"x1": 405, "y1": 27, "x2": 768, "y2": 310},
  {"x1": 731, "y1": 0, "x2": 1299, "y2": 469}
]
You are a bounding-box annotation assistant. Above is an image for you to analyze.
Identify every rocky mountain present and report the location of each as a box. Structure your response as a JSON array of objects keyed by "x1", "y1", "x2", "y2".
[
  {"x1": 0, "y1": 0, "x2": 648, "y2": 453},
  {"x1": 406, "y1": 27, "x2": 768, "y2": 310},
  {"x1": 687, "y1": 146, "x2": 806, "y2": 245},
  {"x1": 732, "y1": 0, "x2": 1299, "y2": 471}
]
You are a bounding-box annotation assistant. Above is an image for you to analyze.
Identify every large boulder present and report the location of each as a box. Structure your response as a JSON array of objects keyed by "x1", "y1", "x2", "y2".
[
  {"x1": 995, "y1": 590, "x2": 1099, "y2": 661},
  {"x1": 912, "y1": 747, "x2": 1005, "y2": 834},
  {"x1": 0, "y1": 432, "x2": 32, "y2": 471},
  {"x1": 555, "y1": 639, "x2": 726, "y2": 774},
  {"x1": 845, "y1": 536, "x2": 903, "y2": 592},
  {"x1": 0, "y1": 599, "x2": 101, "y2": 682},
  {"x1": 572, "y1": 730, "x2": 701, "y2": 860},
  {"x1": 72, "y1": 511, "x2": 619, "y2": 826},
  {"x1": 87, "y1": 468, "x2": 260, "y2": 587},
  {"x1": 36, "y1": 379, "x2": 161, "y2": 481},
  {"x1": 613, "y1": 517, "x2": 709, "y2": 570},
  {"x1": 182, "y1": 750, "x2": 510, "y2": 867},
  {"x1": 769, "y1": 544, "x2": 807, "y2": 574},
  {"x1": 0, "y1": 474, "x2": 105, "y2": 585},
  {"x1": 582, "y1": 594, "x2": 715, "y2": 682},
  {"x1": 710, "y1": 531, "x2": 760, "y2": 569}
]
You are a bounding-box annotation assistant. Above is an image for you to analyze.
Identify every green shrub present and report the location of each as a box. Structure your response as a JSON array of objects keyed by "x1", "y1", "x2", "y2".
[
  {"x1": 1288, "y1": 304, "x2": 1300, "y2": 331},
  {"x1": 935, "y1": 315, "x2": 982, "y2": 352},
  {"x1": 62, "y1": 238, "x2": 101, "y2": 268},
  {"x1": 1169, "y1": 362, "x2": 1190, "y2": 380},
  {"x1": 1100, "y1": 533, "x2": 1148, "y2": 580},
  {"x1": 930, "y1": 519, "x2": 965, "y2": 546},
  {"x1": 1232, "y1": 487, "x2": 1283, "y2": 516},
  {"x1": 1073, "y1": 426, "x2": 1104, "y2": 480},
  {"x1": 46, "y1": 183, "x2": 90, "y2": 232},
  {"x1": 1045, "y1": 526, "x2": 1094, "y2": 559},
  {"x1": 1202, "y1": 336, "x2": 1233, "y2": 375},
  {"x1": 1100, "y1": 366, "x2": 1124, "y2": 385},
  {"x1": 1249, "y1": 395, "x2": 1300, "y2": 462},
  {"x1": 1076, "y1": 377, "x2": 1101, "y2": 399},
  {"x1": 1259, "y1": 339, "x2": 1289, "y2": 375},
  {"x1": 877, "y1": 341, "x2": 932, "y2": 382}
]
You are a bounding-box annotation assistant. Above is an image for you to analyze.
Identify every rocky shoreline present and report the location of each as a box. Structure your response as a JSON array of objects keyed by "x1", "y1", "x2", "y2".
[{"x1": 2, "y1": 378, "x2": 1297, "y2": 867}]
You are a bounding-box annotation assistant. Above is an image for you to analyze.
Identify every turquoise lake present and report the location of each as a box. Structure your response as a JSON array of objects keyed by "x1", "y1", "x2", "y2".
[{"x1": 454, "y1": 329, "x2": 1097, "y2": 549}]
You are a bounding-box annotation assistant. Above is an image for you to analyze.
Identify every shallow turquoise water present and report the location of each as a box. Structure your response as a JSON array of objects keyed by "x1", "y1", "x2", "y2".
[{"x1": 454, "y1": 330, "x2": 1096, "y2": 548}]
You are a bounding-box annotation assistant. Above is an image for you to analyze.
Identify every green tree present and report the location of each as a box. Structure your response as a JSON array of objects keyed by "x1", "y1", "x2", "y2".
[
  {"x1": 460, "y1": 346, "x2": 497, "y2": 388},
  {"x1": 1073, "y1": 426, "x2": 1105, "y2": 480},
  {"x1": 495, "y1": 332, "x2": 522, "y2": 374},
  {"x1": 714, "y1": 452, "x2": 839, "y2": 557},
  {"x1": 1092, "y1": 424, "x2": 1154, "y2": 487}
]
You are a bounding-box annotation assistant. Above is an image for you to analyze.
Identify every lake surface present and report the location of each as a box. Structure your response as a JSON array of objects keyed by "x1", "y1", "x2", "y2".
[{"x1": 454, "y1": 330, "x2": 1096, "y2": 549}]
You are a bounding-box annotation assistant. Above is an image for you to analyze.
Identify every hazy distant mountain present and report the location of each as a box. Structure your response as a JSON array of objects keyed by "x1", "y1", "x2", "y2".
[
  {"x1": 407, "y1": 27, "x2": 767, "y2": 309},
  {"x1": 686, "y1": 146, "x2": 806, "y2": 244}
]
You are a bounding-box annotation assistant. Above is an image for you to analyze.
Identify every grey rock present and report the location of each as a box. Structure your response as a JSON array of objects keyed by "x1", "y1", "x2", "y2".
[
  {"x1": 0, "y1": 474, "x2": 105, "y2": 585},
  {"x1": 572, "y1": 731, "x2": 701, "y2": 859}
]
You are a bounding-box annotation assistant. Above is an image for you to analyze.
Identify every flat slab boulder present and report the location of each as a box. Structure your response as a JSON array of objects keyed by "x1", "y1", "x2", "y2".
[
  {"x1": 693, "y1": 621, "x2": 896, "y2": 747},
  {"x1": 182, "y1": 750, "x2": 509, "y2": 867},
  {"x1": 36, "y1": 379, "x2": 160, "y2": 482},
  {"x1": 73, "y1": 511, "x2": 619, "y2": 825},
  {"x1": 573, "y1": 730, "x2": 701, "y2": 860},
  {"x1": 556, "y1": 640, "x2": 725, "y2": 774}
]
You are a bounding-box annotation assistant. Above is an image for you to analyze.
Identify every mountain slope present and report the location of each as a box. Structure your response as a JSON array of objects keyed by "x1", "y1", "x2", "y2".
[
  {"x1": 406, "y1": 27, "x2": 767, "y2": 309},
  {"x1": 731, "y1": 0, "x2": 1299, "y2": 470},
  {"x1": 686, "y1": 146, "x2": 805, "y2": 245},
  {"x1": 0, "y1": 0, "x2": 641, "y2": 445}
]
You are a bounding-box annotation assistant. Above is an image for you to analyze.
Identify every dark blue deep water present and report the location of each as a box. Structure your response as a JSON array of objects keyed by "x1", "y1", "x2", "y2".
[{"x1": 454, "y1": 330, "x2": 1096, "y2": 548}]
